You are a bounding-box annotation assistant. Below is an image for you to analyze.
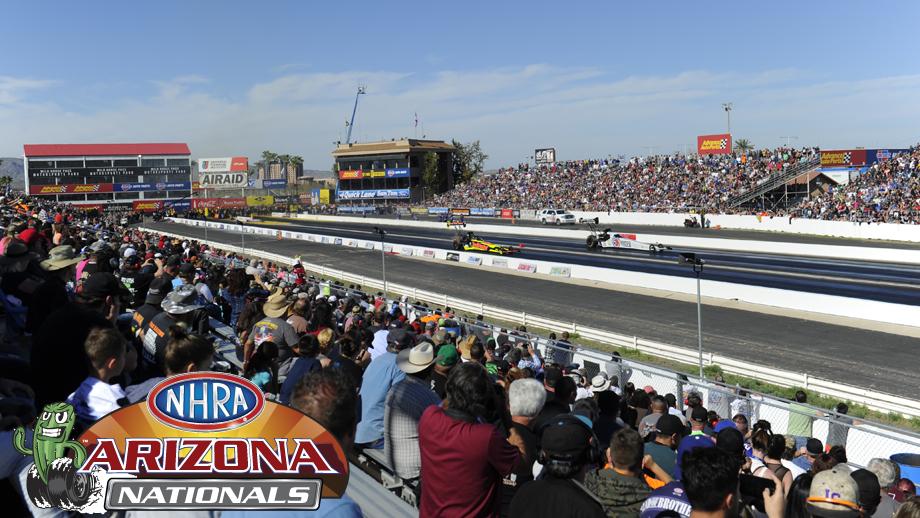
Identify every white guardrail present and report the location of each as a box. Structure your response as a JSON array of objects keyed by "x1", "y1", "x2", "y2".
[
  {"x1": 143, "y1": 222, "x2": 920, "y2": 468},
  {"x1": 150, "y1": 220, "x2": 920, "y2": 421}
]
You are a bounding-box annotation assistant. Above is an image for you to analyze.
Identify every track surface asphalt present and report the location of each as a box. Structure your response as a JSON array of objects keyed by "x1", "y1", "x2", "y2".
[
  {"x1": 151, "y1": 220, "x2": 920, "y2": 400},
  {"x1": 256, "y1": 216, "x2": 920, "y2": 306}
]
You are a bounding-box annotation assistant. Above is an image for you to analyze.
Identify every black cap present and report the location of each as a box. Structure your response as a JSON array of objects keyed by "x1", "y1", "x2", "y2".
[
  {"x1": 655, "y1": 414, "x2": 685, "y2": 436},
  {"x1": 807, "y1": 438, "x2": 824, "y2": 456},
  {"x1": 850, "y1": 469, "x2": 882, "y2": 513},
  {"x1": 543, "y1": 365, "x2": 563, "y2": 388},
  {"x1": 387, "y1": 328, "x2": 415, "y2": 350},
  {"x1": 145, "y1": 276, "x2": 174, "y2": 305},
  {"x1": 166, "y1": 255, "x2": 182, "y2": 267},
  {"x1": 690, "y1": 406, "x2": 708, "y2": 422},
  {"x1": 542, "y1": 415, "x2": 592, "y2": 458},
  {"x1": 179, "y1": 263, "x2": 195, "y2": 275},
  {"x1": 83, "y1": 272, "x2": 129, "y2": 299},
  {"x1": 716, "y1": 427, "x2": 745, "y2": 460}
]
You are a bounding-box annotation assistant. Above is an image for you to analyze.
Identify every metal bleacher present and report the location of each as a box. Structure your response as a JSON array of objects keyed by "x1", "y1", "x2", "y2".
[{"x1": 726, "y1": 154, "x2": 822, "y2": 208}]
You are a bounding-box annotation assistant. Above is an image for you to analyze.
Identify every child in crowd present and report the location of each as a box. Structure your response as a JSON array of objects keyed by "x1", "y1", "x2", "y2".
[
  {"x1": 67, "y1": 327, "x2": 129, "y2": 424},
  {"x1": 245, "y1": 341, "x2": 279, "y2": 395}
]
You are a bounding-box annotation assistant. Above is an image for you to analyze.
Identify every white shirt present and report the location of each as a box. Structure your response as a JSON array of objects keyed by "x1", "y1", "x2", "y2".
[
  {"x1": 575, "y1": 387, "x2": 593, "y2": 401},
  {"x1": 67, "y1": 377, "x2": 125, "y2": 422},
  {"x1": 370, "y1": 329, "x2": 389, "y2": 360},
  {"x1": 781, "y1": 458, "x2": 807, "y2": 479}
]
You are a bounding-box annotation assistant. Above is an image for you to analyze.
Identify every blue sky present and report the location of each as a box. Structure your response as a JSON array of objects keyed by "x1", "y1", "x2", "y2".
[{"x1": 1, "y1": 1, "x2": 918, "y2": 168}]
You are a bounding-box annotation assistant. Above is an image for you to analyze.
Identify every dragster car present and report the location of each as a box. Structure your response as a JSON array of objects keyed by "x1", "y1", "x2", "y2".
[
  {"x1": 452, "y1": 230, "x2": 522, "y2": 255},
  {"x1": 584, "y1": 218, "x2": 671, "y2": 253}
]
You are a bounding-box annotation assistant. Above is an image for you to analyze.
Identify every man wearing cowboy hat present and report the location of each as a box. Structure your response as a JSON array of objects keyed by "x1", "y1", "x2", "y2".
[
  {"x1": 243, "y1": 288, "x2": 299, "y2": 375},
  {"x1": 27, "y1": 245, "x2": 84, "y2": 333},
  {"x1": 384, "y1": 340, "x2": 441, "y2": 482}
]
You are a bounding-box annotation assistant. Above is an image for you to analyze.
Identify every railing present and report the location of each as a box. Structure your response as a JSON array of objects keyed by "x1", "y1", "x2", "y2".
[{"x1": 727, "y1": 155, "x2": 822, "y2": 207}]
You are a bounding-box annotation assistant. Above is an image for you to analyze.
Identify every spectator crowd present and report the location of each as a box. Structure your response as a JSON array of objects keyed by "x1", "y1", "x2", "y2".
[
  {"x1": 430, "y1": 146, "x2": 920, "y2": 224},
  {"x1": 0, "y1": 195, "x2": 916, "y2": 518}
]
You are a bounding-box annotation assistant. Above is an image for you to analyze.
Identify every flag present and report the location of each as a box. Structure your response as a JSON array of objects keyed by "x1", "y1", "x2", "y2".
[{"x1": 414, "y1": 112, "x2": 418, "y2": 128}]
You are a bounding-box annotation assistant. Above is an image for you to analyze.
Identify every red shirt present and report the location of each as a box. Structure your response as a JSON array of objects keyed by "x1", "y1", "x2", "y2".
[{"x1": 418, "y1": 405, "x2": 520, "y2": 518}]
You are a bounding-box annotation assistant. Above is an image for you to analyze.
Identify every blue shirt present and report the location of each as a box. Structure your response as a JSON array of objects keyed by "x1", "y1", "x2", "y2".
[
  {"x1": 280, "y1": 357, "x2": 321, "y2": 404},
  {"x1": 355, "y1": 352, "x2": 406, "y2": 445},
  {"x1": 222, "y1": 494, "x2": 362, "y2": 518}
]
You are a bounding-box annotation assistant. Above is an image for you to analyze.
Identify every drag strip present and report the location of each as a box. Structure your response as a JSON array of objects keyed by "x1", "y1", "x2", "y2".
[
  {"x1": 148, "y1": 221, "x2": 920, "y2": 400},
  {"x1": 253, "y1": 217, "x2": 920, "y2": 306}
]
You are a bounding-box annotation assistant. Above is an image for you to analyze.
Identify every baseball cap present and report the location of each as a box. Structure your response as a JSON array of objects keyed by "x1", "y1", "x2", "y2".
[
  {"x1": 807, "y1": 468, "x2": 861, "y2": 517},
  {"x1": 655, "y1": 414, "x2": 685, "y2": 436},
  {"x1": 807, "y1": 438, "x2": 824, "y2": 456},
  {"x1": 675, "y1": 435, "x2": 715, "y2": 480},
  {"x1": 690, "y1": 406, "x2": 708, "y2": 422},
  {"x1": 166, "y1": 255, "x2": 181, "y2": 267},
  {"x1": 435, "y1": 345, "x2": 459, "y2": 367},
  {"x1": 145, "y1": 276, "x2": 174, "y2": 305},
  {"x1": 179, "y1": 263, "x2": 196, "y2": 275},
  {"x1": 715, "y1": 427, "x2": 745, "y2": 461},
  {"x1": 541, "y1": 415, "x2": 593, "y2": 459},
  {"x1": 82, "y1": 272, "x2": 130, "y2": 299},
  {"x1": 640, "y1": 482, "x2": 691, "y2": 518},
  {"x1": 850, "y1": 469, "x2": 882, "y2": 514},
  {"x1": 123, "y1": 247, "x2": 137, "y2": 258},
  {"x1": 387, "y1": 328, "x2": 414, "y2": 350},
  {"x1": 714, "y1": 419, "x2": 736, "y2": 433}
]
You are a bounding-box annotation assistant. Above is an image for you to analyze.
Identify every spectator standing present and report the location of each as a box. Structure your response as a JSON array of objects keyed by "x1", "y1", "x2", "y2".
[
  {"x1": 419, "y1": 362, "x2": 524, "y2": 518},
  {"x1": 645, "y1": 414, "x2": 684, "y2": 478},
  {"x1": 586, "y1": 427, "x2": 672, "y2": 517},
  {"x1": 551, "y1": 331, "x2": 574, "y2": 367},
  {"x1": 384, "y1": 342, "x2": 441, "y2": 482},
  {"x1": 787, "y1": 390, "x2": 817, "y2": 448},
  {"x1": 868, "y1": 458, "x2": 903, "y2": 518},
  {"x1": 511, "y1": 414, "x2": 606, "y2": 518},
  {"x1": 826, "y1": 402, "x2": 858, "y2": 449},
  {"x1": 501, "y1": 378, "x2": 546, "y2": 517},
  {"x1": 806, "y1": 468, "x2": 862, "y2": 518},
  {"x1": 707, "y1": 376, "x2": 732, "y2": 420},
  {"x1": 354, "y1": 328, "x2": 410, "y2": 449},
  {"x1": 533, "y1": 366, "x2": 575, "y2": 431}
]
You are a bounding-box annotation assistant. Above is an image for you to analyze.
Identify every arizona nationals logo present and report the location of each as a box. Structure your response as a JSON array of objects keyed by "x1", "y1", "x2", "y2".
[{"x1": 14, "y1": 373, "x2": 349, "y2": 513}]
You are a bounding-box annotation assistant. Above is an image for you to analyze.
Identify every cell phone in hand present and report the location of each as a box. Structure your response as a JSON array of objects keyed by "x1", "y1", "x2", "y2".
[{"x1": 739, "y1": 474, "x2": 776, "y2": 512}]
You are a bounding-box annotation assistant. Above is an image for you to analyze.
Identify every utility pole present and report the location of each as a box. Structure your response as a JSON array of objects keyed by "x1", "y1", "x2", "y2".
[{"x1": 722, "y1": 102, "x2": 733, "y2": 134}]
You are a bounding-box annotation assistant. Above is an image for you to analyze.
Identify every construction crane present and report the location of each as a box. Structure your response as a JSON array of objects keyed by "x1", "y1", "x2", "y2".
[{"x1": 345, "y1": 85, "x2": 366, "y2": 144}]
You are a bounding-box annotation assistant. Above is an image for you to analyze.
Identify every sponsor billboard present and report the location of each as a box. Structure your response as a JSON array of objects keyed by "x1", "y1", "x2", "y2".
[
  {"x1": 697, "y1": 133, "x2": 732, "y2": 155},
  {"x1": 30, "y1": 183, "x2": 115, "y2": 195},
  {"x1": 191, "y1": 197, "x2": 247, "y2": 209},
  {"x1": 820, "y1": 149, "x2": 867, "y2": 167},
  {"x1": 198, "y1": 157, "x2": 249, "y2": 173},
  {"x1": 117, "y1": 182, "x2": 191, "y2": 192},
  {"x1": 428, "y1": 207, "x2": 449, "y2": 215},
  {"x1": 336, "y1": 188, "x2": 410, "y2": 200},
  {"x1": 385, "y1": 168, "x2": 409, "y2": 178},
  {"x1": 262, "y1": 179, "x2": 287, "y2": 189},
  {"x1": 246, "y1": 195, "x2": 275, "y2": 207},
  {"x1": 27, "y1": 165, "x2": 189, "y2": 179},
  {"x1": 199, "y1": 172, "x2": 249, "y2": 190},
  {"x1": 338, "y1": 170, "x2": 363, "y2": 179},
  {"x1": 469, "y1": 208, "x2": 496, "y2": 217},
  {"x1": 132, "y1": 200, "x2": 164, "y2": 212},
  {"x1": 535, "y1": 148, "x2": 556, "y2": 164}
]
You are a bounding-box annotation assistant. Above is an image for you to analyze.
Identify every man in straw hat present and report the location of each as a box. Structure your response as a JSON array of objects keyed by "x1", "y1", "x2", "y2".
[
  {"x1": 243, "y1": 288, "x2": 298, "y2": 374},
  {"x1": 385, "y1": 340, "x2": 441, "y2": 481},
  {"x1": 27, "y1": 245, "x2": 84, "y2": 332}
]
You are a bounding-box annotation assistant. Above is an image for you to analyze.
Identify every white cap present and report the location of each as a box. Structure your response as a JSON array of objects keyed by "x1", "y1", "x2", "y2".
[
  {"x1": 123, "y1": 247, "x2": 137, "y2": 258},
  {"x1": 328, "y1": 295, "x2": 338, "y2": 303}
]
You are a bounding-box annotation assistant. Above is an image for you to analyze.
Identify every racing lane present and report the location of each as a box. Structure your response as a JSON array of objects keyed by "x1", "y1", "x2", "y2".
[
  {"x1": 148, "y1": 221, "x2": 920, "y2": 400},
  {"x1": 253, "y1": 217, "x2": 920, "y2": 306}
]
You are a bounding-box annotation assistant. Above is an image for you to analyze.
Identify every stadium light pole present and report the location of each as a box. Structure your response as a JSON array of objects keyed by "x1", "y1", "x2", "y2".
[
  {"x1": 722, "y1": 103, "x2": 733, "y2": 134},
  {"x1": 780, "y1": 135, "x2": 799, "y2": 148},
  {"x1": 679, "y1": 253, "x2": 705, "y2": 378},
  {"x1": 374, "y1": 226, "x2": 388, "y2": 297}
]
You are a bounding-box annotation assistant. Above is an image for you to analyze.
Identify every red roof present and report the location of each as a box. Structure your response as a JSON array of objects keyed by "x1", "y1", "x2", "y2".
[{"x1": 23, "y1": 143, "x2": 190, "y2": 157}]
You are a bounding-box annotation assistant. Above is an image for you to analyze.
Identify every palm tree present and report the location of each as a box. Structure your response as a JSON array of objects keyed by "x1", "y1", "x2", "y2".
[
  {"x1": 261, "y1": 150, "x2": 278, "y2": 178},
  {"x1": 735, "y1": 138, "x2": 754, "y2": 154}
]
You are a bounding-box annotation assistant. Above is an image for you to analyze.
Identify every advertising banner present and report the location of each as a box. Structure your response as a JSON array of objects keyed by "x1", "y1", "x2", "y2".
[
  {"x1": 535, "y1": 148, "x2": 556, "y2": 164},
  {"x1": 319, "y1": 189, "x2": 331, "y2": 205},
  {"x1": 697, "y1": 133, "x2": 732, "y2": 155},
  {"x1": 364, "y1": 170, "x2": 385, "y2": 178},
  {"x1": 199, "y1": 172, "x2": 248, "y2": 190},
  {"x1": 198, "y1": 157, "x2": 249, "y2": 173},
  {"x1": 117, "y1": 182, "x2": 191, "y2": 192},
  {"x1": 27, "y1": 165, "x2": 189, "y2": 179},
  {"x1": 820, "y1": 149, "x2": 867, "y2": 167},
  {"x1": 132, "y1": 200, "x2": 164, "y2": 212},
  {"x1": 338, "y1": 170, "x2": 363, "y2": 180},
  {"x1": 30, "y1": 183, "x2": 115, "y2": 195},
  {"x1": 428, "y1": 207, "x2": 449, "y2": 215},
  {"x1": 336, "y1": 188, "x2": 410, "y2": 200},
  {"x1": 262, "y1": 179, "x2": 287, "y2": 189},
  {"x1": 246, "y1": 195, "x2": 275, "y2": 207},
  {"x1": 336, "y1": 206, "x2": 376, "y2": 214},
  {"x1": 450, "y1": 208, "x2": 471, "y2": 216},
  {"x1": 191, "y1": 197, "x2": 247, "y2": 209},
  {"x1": 386, "y1": 168, "x2": 410, "y2": 178},
  {"x1": 164, "y1": 200, "x2": 191, "y2": 210},
  {"x1": 469, "y1": 208, "x2": 496, "y2": 217},
  {"x1": 500, "y1": 208, "x2": 515, "y2": 219}
]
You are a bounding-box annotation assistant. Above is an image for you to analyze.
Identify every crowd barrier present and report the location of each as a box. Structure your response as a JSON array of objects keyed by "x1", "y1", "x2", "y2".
[
  {"x1": 142, "y1": 224, "x2": 920, "y2": 477},
  {"x1": 168, "y1": 217, "x2": 920, "y2": 329}
]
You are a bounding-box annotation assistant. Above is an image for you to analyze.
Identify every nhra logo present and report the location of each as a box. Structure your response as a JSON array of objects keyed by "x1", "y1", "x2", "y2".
[
  {"x1": 12, "y1": 372, "x2": 349, "y2": 513},
  {"x1": 155, "y1": 182, "x2": 167, "y2": 191}
]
